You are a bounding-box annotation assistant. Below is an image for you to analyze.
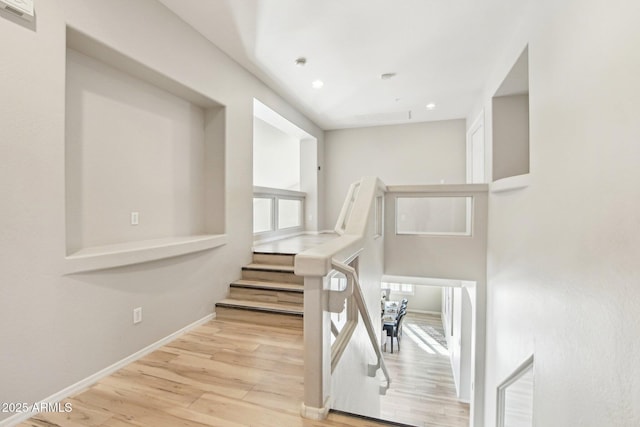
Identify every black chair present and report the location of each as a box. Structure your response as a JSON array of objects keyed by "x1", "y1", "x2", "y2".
[{"x1": 383, "y1": 311, "x2": 406, "y2": 354}]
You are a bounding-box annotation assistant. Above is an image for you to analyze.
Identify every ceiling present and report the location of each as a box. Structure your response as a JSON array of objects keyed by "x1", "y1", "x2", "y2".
[{"x1": 158, "y1": 0, "x2": 529, "y2": 130}]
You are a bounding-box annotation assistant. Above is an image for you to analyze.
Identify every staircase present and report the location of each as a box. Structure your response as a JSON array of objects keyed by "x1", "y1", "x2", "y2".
[{"x1": 215, "y1": 250, "x2": 304, "y2": 329}]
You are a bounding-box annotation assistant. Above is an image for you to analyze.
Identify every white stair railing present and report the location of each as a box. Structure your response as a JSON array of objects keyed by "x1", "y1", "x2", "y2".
[
  {"x1": 295, "y1": 176, "x2": 387, "y2": 420},
  {"x1": 330, "y1": 259, "x2": 391, "y2": 394}
]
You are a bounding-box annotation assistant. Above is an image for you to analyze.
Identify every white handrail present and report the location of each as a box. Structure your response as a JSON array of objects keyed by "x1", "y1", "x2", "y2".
[
  {"x1": 297, "y1": 176, "x2": 388, "y2": 418},
  {"x1": 331, "y1": 259, "x2": 391, "y2": 392}
]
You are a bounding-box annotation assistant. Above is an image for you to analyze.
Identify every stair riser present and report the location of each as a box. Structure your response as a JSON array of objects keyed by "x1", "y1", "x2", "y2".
[
  {"x1": 229, "y1": 287, "x2": 303, "y2": 306},
  {"x1": 215, "y1": 306, "x2": 303, "y2": 329},
  {"x1": 252, "y1": 253, "x2": 295, "y2": 267},
  {"x1": 242, "y1": 269, "x2": 303, "y2": 285}
]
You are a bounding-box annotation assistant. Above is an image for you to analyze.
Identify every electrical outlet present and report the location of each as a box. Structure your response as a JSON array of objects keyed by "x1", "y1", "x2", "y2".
[
  {"x1": 133, "y1": 307, "x2": 142, "y2": 324},
  {"x1": 130, "y1": 212, "x2": 139, "y2": 225}
]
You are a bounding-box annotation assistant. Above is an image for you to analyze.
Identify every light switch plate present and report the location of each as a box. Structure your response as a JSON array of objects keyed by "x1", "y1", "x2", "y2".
[{"x1": 1, "y1": 0, "x2": 34, "y2": 21}]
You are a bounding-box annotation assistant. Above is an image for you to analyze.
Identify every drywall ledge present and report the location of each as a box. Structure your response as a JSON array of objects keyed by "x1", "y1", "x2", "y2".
[
  {"x1": 64, "y1": 234, "x2": 227, "y2": 274},
  {"x1": 491, "y1": 173, "x2": 530, "y2": 193}
]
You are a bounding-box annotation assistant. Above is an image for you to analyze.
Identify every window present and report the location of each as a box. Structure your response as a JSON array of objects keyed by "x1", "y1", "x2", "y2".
[
  {"x1": 374, "y1": 195, "x2": 383, "y2": 238},
  {"x1": 253, "y1": 197, "x2": 273, "y2": 233},
  {"x1": 253, "y1": 190, "x2": 305, "y2": 236},
  {"x1": 396, "y1": 196, "x2": 472, "y2": 236},
  {"x1": 381, "y1": 282, "x2": 414, "y2": 295},
  {"x1": 278, "y1": 198, "x2": 302, "y2": 229}
]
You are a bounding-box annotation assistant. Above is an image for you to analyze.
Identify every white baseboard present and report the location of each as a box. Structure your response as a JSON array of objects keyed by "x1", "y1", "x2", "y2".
[
  {"x1": 408, "y1": 309, "x2": 442, "y2": 316},
  {"x1": 0, "y1": 313, "x2": 215, "y2": 427},
  {"x1": 300, "y1": 397, "x2": 330, "y2": 420}
]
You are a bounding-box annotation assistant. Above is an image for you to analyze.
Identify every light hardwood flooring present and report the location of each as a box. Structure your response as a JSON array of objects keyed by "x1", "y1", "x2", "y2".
[
  {"x1": 253, "y1": 234, "x2": 338, "y2": 255},
  {"x1": 379, "y1": 313, "x2": 470, "y2": 427},
  {"x1": 19, "y1": 320, "x2": 390, "y2": 427},
  {"x1": 20, "y1": 314, "x2": 468, "y2": 427}
]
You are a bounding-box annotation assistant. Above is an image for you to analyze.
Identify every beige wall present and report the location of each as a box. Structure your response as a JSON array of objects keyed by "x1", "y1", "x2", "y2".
[
  {"x1": 473, "y1": 0, "x2": 640, "y2": 425},
  {"x1": 323, "y1": 120, "x2": 466, "y2": 229},
  {"x1": 491, "y1": 94, "x2": 529, "y2": 181},
  {"x1": 0, "y1": 0, "x2": 322, "y2": 420},
  {"x1": 65, "y1": 48, "x2": 211, "y2": 252},
  {"x1": 387, "y1": 285, "x2": 442, "y2": 313}
]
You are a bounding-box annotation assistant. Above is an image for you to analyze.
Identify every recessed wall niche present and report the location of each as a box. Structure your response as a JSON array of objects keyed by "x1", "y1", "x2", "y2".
[
  {"x1": 492, "y1": 47, "x2": 530, "y2": 185},
  {"x1": 65, "y1": 28, "x2": 226, "y2": 272}
]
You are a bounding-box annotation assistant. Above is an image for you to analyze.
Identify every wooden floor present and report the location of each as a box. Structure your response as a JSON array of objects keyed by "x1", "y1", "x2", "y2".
[
  {"x1": 19, "y1": 315, "x2": 468, "y2": 427},
  {"x1": 253, "y1": 233, "x2": 338, "y2": 254},
  {"x1": 379, "y1": 313, "x2": 469, "y2": 427},
  {"x1": 20, "y1": 320, "x2": 390, "y2": 427}
]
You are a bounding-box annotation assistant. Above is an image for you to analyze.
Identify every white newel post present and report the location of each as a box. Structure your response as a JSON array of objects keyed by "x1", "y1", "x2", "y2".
[{"x1": 300, "y1": 275, "x2": 332, "y2": 419}]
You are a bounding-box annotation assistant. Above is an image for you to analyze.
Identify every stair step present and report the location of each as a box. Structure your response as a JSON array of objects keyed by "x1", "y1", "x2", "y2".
[
  {"x1": 215, "y1": 298, "x2": 303, "y2": 329},
  {"x1": 229, "y1": 285, "x2": 303, "y2": 305},
  {"x1": 216, "y1": 298, "x2": 303, "y2": 315},
  {"x1": 243, "y1": 263, "x2": 295, "y2": 273},
  {"x1": 252, "y1": 252, "x2": 295, "y2": 267},
  {"x1": 242, "y1": 264, "x2": 302, "y2": 285},
  {"x1": 231, "y1": 279, "x2": 303, "y2": 292}
]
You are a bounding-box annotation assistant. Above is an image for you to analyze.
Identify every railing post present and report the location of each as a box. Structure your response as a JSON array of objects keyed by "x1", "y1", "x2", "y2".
[{"x1": 301, "y1": 275, "x2": 331, "y2": 420}]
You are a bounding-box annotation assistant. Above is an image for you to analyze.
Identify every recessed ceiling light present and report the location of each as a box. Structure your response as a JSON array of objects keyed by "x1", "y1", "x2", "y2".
[
  {"x1": 426, "y1": 103, "x2": 436, "y2": 110},
  {"x1": 312, "y1": 79, "x2": 324, "y2": 89},
  {"x1": 381, "y1": 73, "x2": 396, "y2": 80},
  {"x1": 295, "y1": 57, "x2": 307, "y2": 67}
]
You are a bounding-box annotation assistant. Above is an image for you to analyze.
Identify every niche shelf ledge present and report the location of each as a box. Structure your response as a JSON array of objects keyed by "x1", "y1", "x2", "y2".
[
  {"x1": 491, "y1": 173, "x2": 530, "y2": 193},
  {"x1": 65, "y1": 234, "x2": 227, "y2": 274}
]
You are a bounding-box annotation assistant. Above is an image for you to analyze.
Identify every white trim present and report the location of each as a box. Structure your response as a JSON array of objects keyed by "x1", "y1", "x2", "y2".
[
  {"x1": 300, "y1": 398, "x2": 330, "y2": 420},
  {"x1": 252, "y1": 230, "x2": 337, "y2": 246},
  {"x1": 491, "y1": 173, "x2": 530, "y2": 193},
  {"x1": 466, "y1": 111, "x2": 485, "y2": 184},
  {"x1": 65, "y1": 234, "x2": 227, "y2": 274},
  {"x1": 382, "y1": 274, "x2": 463, "y2": 288},
  {"x1": 407, "y1": 309, "x2": 442, "y2": 316},
  {"x1": 253, "y1": 186, "x2": 306, "y2": 198},
  {"x1": 496, "y1": 354, "x2": 535, "y2": 427},
  {"x1": 0, "y1": 314, "x2": 215, "y2": 427},
  {"x1": 386, "y1": 183, "x2": 489, "y2": 194}
]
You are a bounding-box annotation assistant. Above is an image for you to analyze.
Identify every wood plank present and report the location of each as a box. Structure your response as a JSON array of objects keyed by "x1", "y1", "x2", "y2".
[
  {"x1": 231, "y1": 279, "x2": 304, "y2": 292},
  {"x1": 21, "y1": 315, "x2": 467, "y2": 427},
  {"x1": 229, "y1": 286, "x2": 304, "y2": 305},
  {"x1": 216, "y1": 298, "x2": 304, "y2": 315},
  {"x1": 215, "y1": 306, "x2": 303, "y2": 329},
  {"x1": 252, "y1": 253, "x2": 295, "y2": 266}
]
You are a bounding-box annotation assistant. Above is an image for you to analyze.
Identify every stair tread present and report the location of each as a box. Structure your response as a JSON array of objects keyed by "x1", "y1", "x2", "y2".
[
  {"x1": 243, "y1": 263, "x2": 296, "y2": 273},
  {"x1": 253, "y1": 250, "x2": 297, "y2": 256},
  {"x1": 231, "y1": 279, "x2": 303, "y2": 292},
  {"x1": 216, "y1": 298, "x2": 303, "y2": 315}
]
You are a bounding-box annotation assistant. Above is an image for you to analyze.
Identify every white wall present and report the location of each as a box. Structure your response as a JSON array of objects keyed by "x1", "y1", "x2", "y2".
[
  {"x1": 387, "y1": 285, "x2": 442, "y2": 313},
  {"x1": 323, "y1": 120, "x2": 466, "y2": 229},
  {"x1": 253, "y1": 117, "x2": 300, "y2": 190},
  {"x1": 0, "y1": 0, "x2": 322, "y2": 422},
  {"x1": 473, "y1": 0, "x2": 640, "y2": 425}
]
